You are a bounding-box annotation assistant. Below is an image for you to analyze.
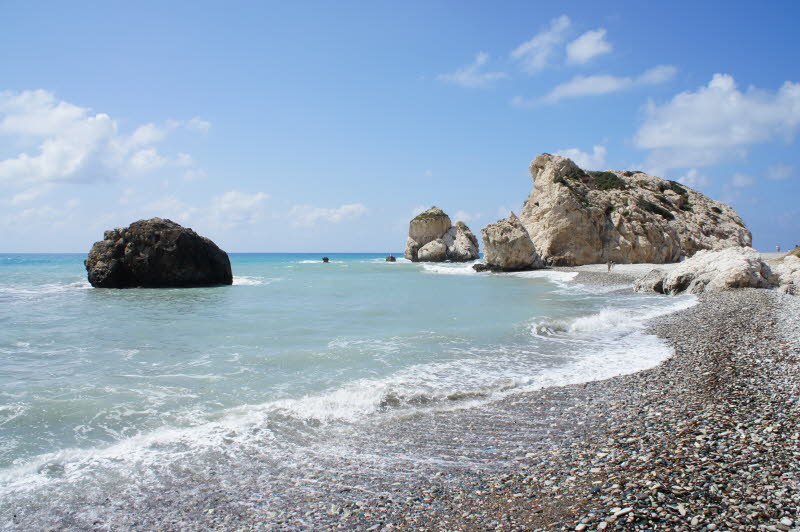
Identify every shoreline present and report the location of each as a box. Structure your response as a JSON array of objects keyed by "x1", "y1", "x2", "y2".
[
  {"x1": 368, "y1": 280, "x2": 800, "y2": 531},
  {"x1": 326, "y1": 283, "x2": 799, "y2": 531},
  {"x1": 5, "y1": 266, "x2": 799, "y2": 531}
]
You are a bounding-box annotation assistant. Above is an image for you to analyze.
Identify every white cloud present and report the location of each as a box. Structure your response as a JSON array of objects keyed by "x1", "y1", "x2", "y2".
[
  {"x1": 555, "y1": 145, "x2": 607, "y2": 170},
  {"x1": 0, "y1": 89, "x2": 209, "y2": 186},
  {"x1": 511, "y1": 15, "x2": 571, "y2": 74},
  {"x1": 675, "y1": 168, "x2": 711, "y2": 189},
  {"x1": 636, "y1": 74, "x2": 800, "y2": 169},
  {"x1": 453, "y1": 210, "x2": 482, "y2": 223},
  {"x1": 496, "y1": 206, "x2": 512, "y2": 219},
  {"x1": 211, "y1": 190, "x2": 269, "y2": 228},
  {"x1": 128, "y1": 148, "x2": 168, "y2": 173},
  {"x1": 182, "y1": 168, "x2": 207, "y2": 181},
  {"x1": 0, "y1": 198, "x2": 81, "y2": 229},
  {"x1": 768, "y1": 163, "x2": 793, "y2": 181},
  {"x1": 566, "y1": 28, "x2": 612, "y2": 64},
  {"x1": 535, "y1": 65, "x2": 677, "y2": 104},
  {"x1": 6, "y1": 183, "x2": 54, "y2": 205},
  {"x1": 186, "y1": 117, "x2": 211, "y2": 133},
  {"x1": 289, "y1": 203, "x2": 368, "y2": 227},
  {"x1": 437, "y1": 52, "x2": 508, "y2": 88},
  {"x1": 731, "y1": 173, "x2": 755, "y2": 188}
]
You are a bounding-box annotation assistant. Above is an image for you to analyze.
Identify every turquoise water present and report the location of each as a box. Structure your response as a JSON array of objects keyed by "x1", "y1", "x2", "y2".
[{"x1": 0, "y1": 253, "x2": 693, "y2": 505}]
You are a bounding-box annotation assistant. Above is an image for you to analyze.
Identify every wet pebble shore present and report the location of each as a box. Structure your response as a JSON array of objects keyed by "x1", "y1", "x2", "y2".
[{"x1": 363, "y1": 289, "x2": 800, "y2": 531}]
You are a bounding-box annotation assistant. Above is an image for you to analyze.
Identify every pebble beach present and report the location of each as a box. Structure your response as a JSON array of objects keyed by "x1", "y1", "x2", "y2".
[{"x1": 8, "y1": 262, "x2": 794, "y2": 532}]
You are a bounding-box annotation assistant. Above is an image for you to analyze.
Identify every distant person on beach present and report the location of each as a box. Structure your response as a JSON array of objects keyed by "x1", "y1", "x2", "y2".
[
  {"x1": 611, "y1": 261, "x2": 615, "y2": 271},
  {"x1": 776, "y1": 245, "x2": 781, "y2": 252},
  {"x1": 607, "y1": 261, "x2": 611, "y2": 272}
]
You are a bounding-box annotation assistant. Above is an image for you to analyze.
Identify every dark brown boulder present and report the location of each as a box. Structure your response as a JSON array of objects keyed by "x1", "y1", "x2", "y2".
[{"x1": 85, "y1": 218, "x2": 233, "y2": 288}]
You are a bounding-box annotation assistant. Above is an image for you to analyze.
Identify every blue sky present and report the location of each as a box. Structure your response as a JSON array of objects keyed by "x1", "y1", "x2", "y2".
[{"x1": 1, "y1": 1, "x2": 798, "y2": 252}]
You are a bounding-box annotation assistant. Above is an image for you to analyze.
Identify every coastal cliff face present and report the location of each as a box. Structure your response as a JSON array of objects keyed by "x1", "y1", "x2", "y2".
[
  {"x1": 479, "y1": 213, "x2": 544, "y2": 271},
  {"x1": 404, "y1": 207, "x2": 479, "y2": 262},
  {"x1": 518, "y1": 154, "x2": 752, "y2": 266},
  {"x1": 85, "y1": 218, "x2": 233, "y2": 288}
]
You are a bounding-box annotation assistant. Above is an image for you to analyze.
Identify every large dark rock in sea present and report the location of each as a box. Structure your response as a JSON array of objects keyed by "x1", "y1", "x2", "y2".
[{"x1": 85, "y1": 218, "x2": 233, "y2": 288}]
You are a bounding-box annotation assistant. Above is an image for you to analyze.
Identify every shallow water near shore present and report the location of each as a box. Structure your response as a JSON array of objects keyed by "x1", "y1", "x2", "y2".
[{"x1": 0, "y1": 253, "x2": 694, "y2": 520}]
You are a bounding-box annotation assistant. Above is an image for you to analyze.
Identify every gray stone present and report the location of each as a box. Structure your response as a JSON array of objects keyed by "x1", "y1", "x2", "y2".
[{"x1": 85, "y1": 218, "x2": 232, "y2": 288}]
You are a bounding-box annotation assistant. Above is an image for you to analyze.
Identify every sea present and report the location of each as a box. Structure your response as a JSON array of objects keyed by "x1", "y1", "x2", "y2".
[{"x1": 0, "y1": 253, "x2": 695, "y2": 526}]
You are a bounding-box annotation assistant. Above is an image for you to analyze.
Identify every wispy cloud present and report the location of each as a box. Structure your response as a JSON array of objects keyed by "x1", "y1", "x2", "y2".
[
  {"x1": 566, "y1": 28, "x2": 612, "y2": 64},
  {"x1": 289, "y1": 203, "x2": 368, "y2": 227},
  {"x1": 437, "y1": 52, "x2": 508, "y2": 88},
  {"x1": 211, "y1": 190, "x2": 270, "y2": 228},
  {"x1": 731, "y1": 173, "x2": 755, "y2": 188},
  {"x1": 767, "y1": 163, "x2": 793, "y2": 181},
  {"x1": 523, "y1": 65, "x2": 676, "y2": 105},
  {"x1": 675, "y1": 168, "x2": 712, "y2": 189},
  {"x1": 510, "y1": 15, "x2": 571, "y2": 74}
]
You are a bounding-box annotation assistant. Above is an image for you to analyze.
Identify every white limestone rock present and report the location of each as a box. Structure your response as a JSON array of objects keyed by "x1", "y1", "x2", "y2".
[
  {"x1": 404, "y1": 207, "x2": 479, "y2": 262},
  {"x1": 444, "y1": 222, "x2": 480, "y2": 262},
  {"x1": 775, "y1": 255, "x2": 800, "y2": 295},
  {"x1": 632, "y1": 268, "x2": 665, "y2": 293},
  {"x1": 634, "y1": 247, "x2": 775, "y2": 295},
  {"x1": 479, "y1": 213, "x2": 544, "y2": 271},
  {"x1": 518, "y1": 153, "x2": 752, "y2": 266},
  {"x1": 417, "y1": 238, "x2": 448, "y2": 262}
]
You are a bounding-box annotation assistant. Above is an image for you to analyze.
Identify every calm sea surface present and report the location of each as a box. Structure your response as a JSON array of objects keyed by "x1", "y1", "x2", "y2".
[{"x1": 0, "y1": 253, "x2": 693, "y2": 512}]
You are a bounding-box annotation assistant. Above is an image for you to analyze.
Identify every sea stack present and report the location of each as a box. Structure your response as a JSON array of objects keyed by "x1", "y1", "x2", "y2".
[
  {"x1": 84, "y1": 218, "x2": 233, "y2": 288},
  {"x1": 404, "y1": 207, "x2": 479, "y2": 262},
  {"x1": 474, "y1": 213, "x2": 544, "y2": 272},
  {"x1": 517, "y1": 153, "x2": 751, "y2": 266}
]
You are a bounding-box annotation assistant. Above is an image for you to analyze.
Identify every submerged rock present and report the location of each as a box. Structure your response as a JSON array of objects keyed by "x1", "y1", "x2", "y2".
[
  {"x1": 85, "y1": 218, "x2": 232, "y2": 288},
  {"x1": 404, "y1": 207, "x2": 479, "y2": 262},
  {"x1": 478, "y1": 213, "x2": 544, "y2": 272},
  {"x1": 517, "y1": 153, "x2": 751, "y2": 266},
  {"x1": 322, "y1": 257, "x2": 330, "y2": 263},
  {"x1": 634, "y1": 247, "x2": 774, "y2": 295},
  {"x1": 385, "y1": 254, "x2": 396, "y2": 262}
]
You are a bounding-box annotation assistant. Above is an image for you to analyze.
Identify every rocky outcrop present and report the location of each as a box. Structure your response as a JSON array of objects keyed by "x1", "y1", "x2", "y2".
[
  {"x1": 632, "y1": 268, "x2": 665, "y2": 293},
  {"x1": 518, "y1": 153, "x2": 751, "y2": 266},
  {"x1": 404, "y1": 207, "x2": 479, "y2": 262},
  {"x1": 475, "y1": 213, "x2": 544, "y2": 272},
  {"x1": 633, "y1": 247, "x2": 774, "y2": 295},
  {"x1": 85, "y1": 218, "x2": 233, "y2": 288},
  {"x1": 775, "y1": 255, "x2": 800, "y2": 295}
]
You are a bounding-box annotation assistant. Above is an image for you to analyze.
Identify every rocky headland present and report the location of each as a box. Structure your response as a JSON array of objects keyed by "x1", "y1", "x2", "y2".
[
  {"x1": 515, "y1": 154, "x2": 751, "y2": 266},
  {"x1": 404, "y1": 207, "x2": 479, "y2": 262},
  {"x1": 84, "y1": 218, "x2": 232, "y2": 288}
]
